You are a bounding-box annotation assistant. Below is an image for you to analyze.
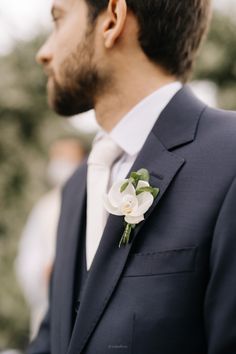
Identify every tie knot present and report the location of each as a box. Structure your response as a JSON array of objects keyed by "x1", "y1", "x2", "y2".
[{"x1": 88, "y1": 135, "x2": 123, "y2": 168}]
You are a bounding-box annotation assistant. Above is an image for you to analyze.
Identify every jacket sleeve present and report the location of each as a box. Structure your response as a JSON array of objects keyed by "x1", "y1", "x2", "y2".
[{"x1": 204, "y1": 175, "x2": 236, "y2": 353}]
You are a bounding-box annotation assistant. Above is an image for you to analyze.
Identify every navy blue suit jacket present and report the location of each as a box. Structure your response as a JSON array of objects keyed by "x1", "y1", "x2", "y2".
[{"x1": 27, "y1": 86, "x2": 236, "y2": 354}]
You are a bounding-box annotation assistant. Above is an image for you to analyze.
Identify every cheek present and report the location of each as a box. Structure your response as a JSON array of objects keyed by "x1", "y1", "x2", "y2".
[
  {"x1": 62, "y1": 10, "x2": 88, "y2": 50},
  {"x1": 51, "y1": 11, "x2": 89, "y2": 76},
  {"x1": 53, "y1": 19, "x2": 86, "y2": 59},
  {"x1": 51, "y1": 32, "x2": 77, "y2": 78},
  {"x1": 54, "y1": 31, "x2": 76, "y2": 60}
]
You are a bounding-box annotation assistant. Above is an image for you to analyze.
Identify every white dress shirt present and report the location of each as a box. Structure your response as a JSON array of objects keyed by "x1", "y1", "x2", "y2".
[{"x1": 94, "y1": 81, "x2": 182, "y2": 187}]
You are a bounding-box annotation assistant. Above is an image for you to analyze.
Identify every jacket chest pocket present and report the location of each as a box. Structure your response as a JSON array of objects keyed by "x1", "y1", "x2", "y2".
[{"x1": 122, "y1": 246, "x2": 197, "y2": 277}]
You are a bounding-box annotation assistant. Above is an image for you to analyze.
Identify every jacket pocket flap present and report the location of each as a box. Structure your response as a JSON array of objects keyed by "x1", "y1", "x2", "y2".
[{"x1": 123, "y1": 246, "x2": 197, "y2": 277}]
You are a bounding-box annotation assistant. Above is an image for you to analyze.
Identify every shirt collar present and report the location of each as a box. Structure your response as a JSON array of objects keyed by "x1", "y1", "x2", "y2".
[{"x1": 94, "y1": 81, "x2": 182, "y2": 155}]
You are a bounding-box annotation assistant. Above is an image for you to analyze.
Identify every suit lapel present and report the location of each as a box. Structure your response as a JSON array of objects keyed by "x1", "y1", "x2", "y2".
[
  {"x1": 67, "y1": 86, "x2": 206, "y2": 354},
  {"x1": 58, "y1": 161, "x2": 87, "y2": 353}
]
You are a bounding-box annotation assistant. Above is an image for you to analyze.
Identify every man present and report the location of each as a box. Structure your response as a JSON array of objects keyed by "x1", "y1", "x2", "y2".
[{"x1": 28, "y1": 0, "x2": 236, "y2": 353}]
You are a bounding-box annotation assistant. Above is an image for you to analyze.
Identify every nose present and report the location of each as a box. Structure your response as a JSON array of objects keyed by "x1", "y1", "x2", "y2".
[{"x1": 35, "y1": 37, "x2": 53, "y2": 66}]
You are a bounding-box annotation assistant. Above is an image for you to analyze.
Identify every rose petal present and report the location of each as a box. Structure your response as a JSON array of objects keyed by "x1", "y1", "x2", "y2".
[
  {"x1": 108, "y1": 179, "x2": 129, "y2": 207},
  {"x1": 103, "y1": 194, "x2": 123, "y2": 216},
  {"x1": 135, "y1": 192, "x2": 154, "y2": 216},
  {"x1": 137, "y1": 180, "x2": 150, "y2": 189},
  {"x1": 125, "y1": 214, "x2": 144, "y2": 224}
]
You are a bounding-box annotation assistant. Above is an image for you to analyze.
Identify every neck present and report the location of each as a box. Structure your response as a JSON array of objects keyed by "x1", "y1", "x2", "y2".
[{"x1": 94, "y1": 68, "x2": 176, "y2": 132}]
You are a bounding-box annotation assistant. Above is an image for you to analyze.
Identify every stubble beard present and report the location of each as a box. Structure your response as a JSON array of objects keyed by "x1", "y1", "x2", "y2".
[{"x1": 47, "y1": 26, "x2": 110, "y2": 117}]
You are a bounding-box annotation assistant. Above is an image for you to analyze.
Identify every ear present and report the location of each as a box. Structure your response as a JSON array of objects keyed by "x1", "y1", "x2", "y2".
[{"x1": 102, "y1": 0, "x2": 127, "y2": 48}]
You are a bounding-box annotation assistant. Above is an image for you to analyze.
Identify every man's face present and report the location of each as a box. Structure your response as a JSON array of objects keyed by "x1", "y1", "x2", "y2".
[{"x1": 36, "y1": 0, "x2": 109, "y2": 116}]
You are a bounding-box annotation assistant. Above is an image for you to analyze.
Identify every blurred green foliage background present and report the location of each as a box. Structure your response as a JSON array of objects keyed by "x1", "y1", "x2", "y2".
[{"x1": 0, "y1": 11, "x2": 236, "y2": 351}]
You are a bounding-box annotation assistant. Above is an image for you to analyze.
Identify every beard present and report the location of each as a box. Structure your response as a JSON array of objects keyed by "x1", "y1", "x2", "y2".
[{"x1": 47, "y1": 26, "x2": 110, "y2": 117}]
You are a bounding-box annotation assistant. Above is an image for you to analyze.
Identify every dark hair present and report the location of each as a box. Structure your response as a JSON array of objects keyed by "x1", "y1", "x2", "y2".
[{"x1": 85, "y1": 0, "x2": 212, "y2": 82}]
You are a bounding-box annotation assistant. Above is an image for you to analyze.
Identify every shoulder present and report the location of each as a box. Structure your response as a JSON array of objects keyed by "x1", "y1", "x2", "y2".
[
  {"x1": 198, "y1": 104, "x2": 236, "y2": 144},
  {"x1": 195, "y1": 105, "x2": 236, "y2": 176},
  {"x1": 202, "y1": 105, "x2": 236, "y2": 128}
]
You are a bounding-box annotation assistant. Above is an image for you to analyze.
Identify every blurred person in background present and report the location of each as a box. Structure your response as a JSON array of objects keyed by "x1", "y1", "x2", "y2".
[
  {"x1": 26, "y1": 0, "x2": 236, "y2": 353},
  {"x1": 15, "y1": 138, "x2": 85, "y2": 339}
]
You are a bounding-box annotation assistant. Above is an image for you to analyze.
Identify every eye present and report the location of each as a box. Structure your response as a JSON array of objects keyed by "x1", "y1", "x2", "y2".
[{"x1": 51, "y1": 6, "x2": 64, "y2": 26}]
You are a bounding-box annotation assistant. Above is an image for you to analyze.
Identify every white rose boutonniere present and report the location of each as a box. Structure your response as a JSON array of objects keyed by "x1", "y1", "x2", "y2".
[{"x1": 103, "y1": 168, "x2": 160, "y2": 247}]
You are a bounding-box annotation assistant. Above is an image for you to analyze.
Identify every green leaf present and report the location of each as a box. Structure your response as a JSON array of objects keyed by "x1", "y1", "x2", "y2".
[
  {"x1": 130, "y1": 172, "x2": 140, "y2": 181},
  {"x1": 152, "y1": 188, "x2": 160, "y2": 199},
  {"x1": 136, "y1": 186, "x2": 153, "y2": 195},
  {"x1": 136, "y1": 186, "x2": 160, "y2": 198},
  {"x1": 129, "y1": 174, "x2": 140, "y2": 188},
  {"x1": 128, "y1": 177, "x2": 136, "y2": 185},
  {"x1": 136, "y1": 168, "x2": 150, "y2": 182},
  {"x1": 120, "y1": 181, "x2": 129, "y2": 193}
]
